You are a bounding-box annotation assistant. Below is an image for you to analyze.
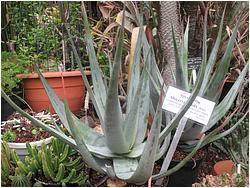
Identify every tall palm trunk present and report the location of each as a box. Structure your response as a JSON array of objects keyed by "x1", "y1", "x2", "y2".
[{"x1": 158, "y1": 1, "x2": 181, "y2": 87}]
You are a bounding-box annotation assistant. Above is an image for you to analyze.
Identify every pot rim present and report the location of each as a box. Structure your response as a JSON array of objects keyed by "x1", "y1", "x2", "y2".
[
  {"x1": 16, "y1": 70, "x2": 91, "y2": 79},
  {"x1": 7, "y1": 136, "x2": 53, "y2": 149}
]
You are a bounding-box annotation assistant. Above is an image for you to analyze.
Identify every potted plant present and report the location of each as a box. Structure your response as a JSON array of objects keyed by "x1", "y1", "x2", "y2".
[
  {"x1": 150, "y1": 6, "x2": 249, "y2": 186},
  {"x1": 2, "y1": 2, "x2": 249, "y2": 186},
  {"x1": 1, "y1": 138, "x2": 87, "y2": 187},
  {"x1": 5, "y1": 2, "x2": 91, "y2": 114},
  {"x1": 2, "y1": 3, "x2": 205, "y2": 185},
  {"x1": 1, "y1": 110, "x2": 55, "y2": 160}
]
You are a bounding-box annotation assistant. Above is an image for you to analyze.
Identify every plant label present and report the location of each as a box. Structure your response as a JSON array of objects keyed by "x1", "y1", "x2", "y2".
[{"x1": 162, "y1": 86, "x2": 216, "y2": 125}]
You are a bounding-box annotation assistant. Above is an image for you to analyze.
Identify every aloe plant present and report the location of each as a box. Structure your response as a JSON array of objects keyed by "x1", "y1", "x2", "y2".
[
  {"x1": 2, "y1": 3, "x2": 249, "y2": 184},
  {"x1": 1, "y1": 3, "x2": 209, "y2": 184},
  {"x1": 148, "y1": 6, "x2": 249, "y2": 180}
]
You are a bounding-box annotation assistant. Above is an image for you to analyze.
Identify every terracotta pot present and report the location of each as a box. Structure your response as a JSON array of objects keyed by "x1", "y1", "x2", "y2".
[
  {"x1": 213, "y1": 160, "x2": 234, "y2": 176},
  {"x1": 16, "y1": 71, "x2": 91, "y2": 114}
]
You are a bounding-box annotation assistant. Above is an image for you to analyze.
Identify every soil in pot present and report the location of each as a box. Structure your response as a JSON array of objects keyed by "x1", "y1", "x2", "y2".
[
  {"x1": 1, "y1": 110, "x2": 55, "y2": 143},
  {"x1": 166, "y1": 149, "x2": 206, "y2": 187}
]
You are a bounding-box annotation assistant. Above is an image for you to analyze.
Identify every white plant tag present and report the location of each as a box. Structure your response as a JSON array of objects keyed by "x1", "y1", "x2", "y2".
[{"x1": 162, "y1": 86, "x2": 216, "y2": 125}]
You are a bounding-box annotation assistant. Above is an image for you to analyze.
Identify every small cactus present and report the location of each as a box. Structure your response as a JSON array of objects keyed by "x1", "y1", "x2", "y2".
[
  {"x1": 9, "y1": 169, "x2": 32, "y2": 187},
  {"x1": 13, "y1": 138, "x2": 87, "y2": 186},
  {"x1": 1, "y1": 141, "x2": 15, "y2": 186}
]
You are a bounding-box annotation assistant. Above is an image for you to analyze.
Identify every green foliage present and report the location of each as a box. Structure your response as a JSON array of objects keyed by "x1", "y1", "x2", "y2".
[
  {"x1": 9, "y1": 1, "x2": 61, "y2": 71},
  {"x1": 1, "y1": 141, "x2": 15, "y2": 186},
  {"x1": 1, "y1": 51, "x2": 29, "y2": 94},
  {"x1": 97, "y1": 52, "x2": 110, "y2": 77},
  {"x1": 11, "y1": 138, "x2": 87, "y2": 186},
  {"x1": 1, "y1": 3, "x2": 205, "y2": 184},
  {"x1": 214, "y1": 113, "x2": 249, "y2": 174},
  {"x1": 31, "y1": 128, "x2": 43, "y2": 136},
  {"x1": 1, "y1": 129, "x2": 16, "y2": 142},
  {"x1": 9, "y1": 172, "x2": 32, "y2": 187},
  {"x1": 3, "y1": 3, "x2": 248, "y2": 184}
]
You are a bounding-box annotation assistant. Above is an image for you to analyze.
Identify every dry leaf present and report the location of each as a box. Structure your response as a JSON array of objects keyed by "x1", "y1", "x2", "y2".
[{"x1": 98, "y1": 2, "x2": 114, "y2": 19}]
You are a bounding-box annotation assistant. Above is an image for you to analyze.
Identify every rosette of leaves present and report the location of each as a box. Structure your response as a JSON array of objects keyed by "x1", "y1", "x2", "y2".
[
  {"x1": 2, "y1": 3, "x2": 207, "y2": 184},
  {"x1": 148, "y1": 6, "x2": 249, "y2": 179}
]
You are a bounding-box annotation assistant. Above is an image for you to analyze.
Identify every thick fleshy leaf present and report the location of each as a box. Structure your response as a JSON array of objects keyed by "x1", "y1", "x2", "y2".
[
  {"x1": 202, "y1": 62, "x2": 249, "y2": 132},
  {"x1": 202, "y1": 112, "x2": 248, "y2": 147},
  {"x1": 156, "y1": 133, "x2": 171, "y2": 161},
  {"x1": 124, "y1": 46, "x2": 152, "y2": 147},
  {"x1": 89, "y1": 142, "x2": 145, "y2": 159},
  {"x1": 123, "y1": 69, "x2": 148, "y2": 148},
  {"x1": 198, "y1": 7, "x2": 226, "y2": 96},
  {"x1": 204, "y1": 19, "x2": 240, "y2": 101},
  {"x1": 134, "y1": 50, "x2": 151, "y2": 145},
  {"x1": 66, "y1": 26, "x2": 105, "y2": 126},
  {"x1": 64, "y1": 100, "x2": 105, "y2": 174},
  {"x1": 36, "y1": 68, "x2": 70, "y2": 133},
  {"x1": 158, "y1": 118, "x2": 188, "y2": 174},
  {"x1": 152, "y1": 134, "x2": 205, "y2": 180},
  {"x1": 180, "y1": 19, "x2": 189, "y2": 91},
  {"x1": 172, "y1": 24, "x2": 186, "y2": 91},
  {"x1": 113, "y1": 158, "x2": 138, "y2": 180},
  {"x1": 72, "y1": 116, "x2": 106, "y2": 147},
  {"x1": 81, "y1": 3, "x2": 107, "y2": 112},
  {"x1": 125, "y1": 90, "x2": 163, "y2": 184},
  {"x1": 2, "y1": 91, "x2": 76, "y2": 149},
  {"x1": 37, "y1": 67, "x2": 107, "y2": 148},
  {"x1": 126, "y1": 26, "x2": 143, "y2": 112},
  {"x1": 104, "y1": 10, "x2": 129, "y2": 154}
]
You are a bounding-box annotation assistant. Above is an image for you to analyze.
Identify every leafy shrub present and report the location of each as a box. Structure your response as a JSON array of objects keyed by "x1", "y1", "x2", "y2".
[{"x1": 1, "y1": 51, "x2": 29, "y2": 94}]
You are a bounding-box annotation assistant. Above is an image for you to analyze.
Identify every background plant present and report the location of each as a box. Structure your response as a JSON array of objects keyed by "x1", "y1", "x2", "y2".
[
  {"x1": 214, "y1": 112, "x2": 249, "y2": 174},
  {"x1": 1, "y1": 51, "x2": 29, "y2": 94},
  {"x1": 144, "y1": 6, "x2": 249, "y2": 181}
]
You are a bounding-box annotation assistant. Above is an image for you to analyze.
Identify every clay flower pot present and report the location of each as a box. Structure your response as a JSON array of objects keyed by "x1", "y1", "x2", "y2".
[
  {"x1": 213, "y1": 160, "x2": 234, "y2": 176},
  {"x1": 17, "y1": 71, "x2": 91, "y2": 114}
]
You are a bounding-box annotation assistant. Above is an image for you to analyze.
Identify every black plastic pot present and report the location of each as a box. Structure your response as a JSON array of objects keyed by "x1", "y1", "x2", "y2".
[
  {"x1": 219, "y1": 81, "x2": 234, "y2": 102},
  {"x1": 1, "y1": 90, "x2": 26, "y2": 121},
  {"x1": 167, "y1": 158, "x2": 202, "y2": 187},
  {"x1": 1, "y1": 97, "x2": 15, "y2": 121}
]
